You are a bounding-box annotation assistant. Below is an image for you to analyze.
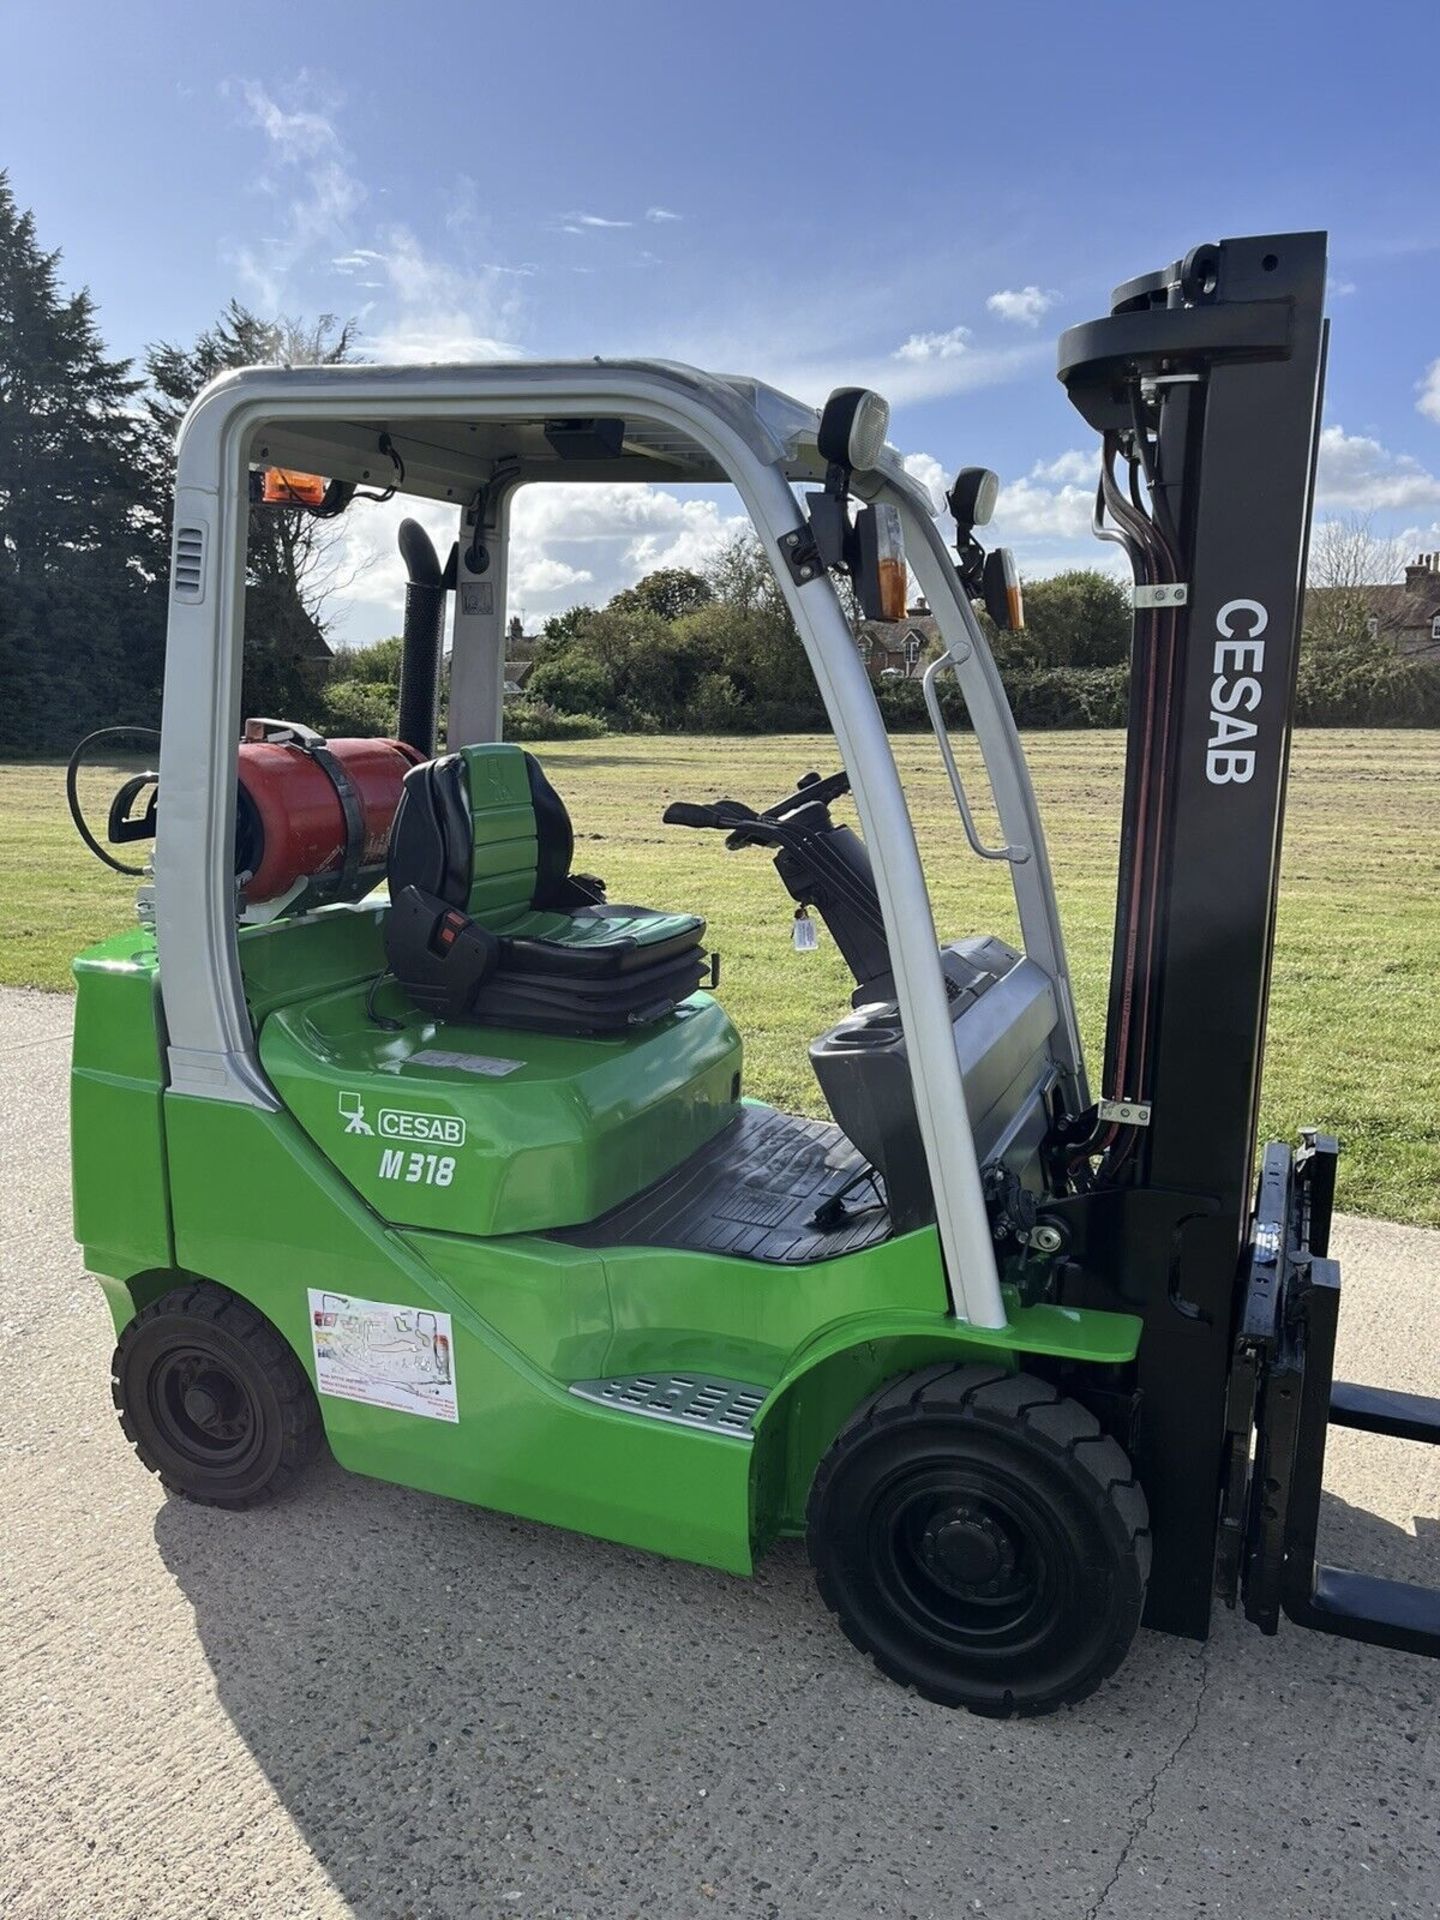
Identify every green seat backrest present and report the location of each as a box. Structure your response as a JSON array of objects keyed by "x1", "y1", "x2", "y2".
[{"x1": 458, "y1": 744, "x2": 540, "y2": 930}]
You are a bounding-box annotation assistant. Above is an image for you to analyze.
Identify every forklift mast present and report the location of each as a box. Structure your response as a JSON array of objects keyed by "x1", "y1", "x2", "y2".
[
  {"x1": 1056, "y1": 234, "x2": 1439, "y2": 1657},
  {"x1": 1061, "y1": 233, "x2": 1327, "y2": 1225},
  {"x1": 1058, "y1": 233, "x2": 1327, "y2": 1636}
]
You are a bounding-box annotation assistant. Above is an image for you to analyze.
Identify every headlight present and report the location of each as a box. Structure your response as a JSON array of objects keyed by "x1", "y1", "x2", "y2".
[
  {"x1": 946, "y1": 466, "x2": 1000, "y2": 530},
  {"x1": 818, "y1": 388, "x2": 891, "y2": 472}
]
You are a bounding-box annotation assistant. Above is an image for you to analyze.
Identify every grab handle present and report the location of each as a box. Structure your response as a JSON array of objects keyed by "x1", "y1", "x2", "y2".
[{"x1": 921, "y1": 650, "x2": 1029, "y2": 865}]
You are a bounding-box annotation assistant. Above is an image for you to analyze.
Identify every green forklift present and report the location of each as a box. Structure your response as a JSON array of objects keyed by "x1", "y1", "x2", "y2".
[{"x1": 69, "y1": 230, "x2": 1440, "y2": 1716}]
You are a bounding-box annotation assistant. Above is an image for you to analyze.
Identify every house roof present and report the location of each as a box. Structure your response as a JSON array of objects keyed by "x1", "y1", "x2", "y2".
[{"x1": 1304, "y1": 568, "x2": 1440, "y2": 657}]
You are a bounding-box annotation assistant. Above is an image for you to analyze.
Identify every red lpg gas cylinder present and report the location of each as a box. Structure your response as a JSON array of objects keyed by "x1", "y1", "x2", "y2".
[{"x1": 235, "y1": 732, "x2": 423, "y2": 902}]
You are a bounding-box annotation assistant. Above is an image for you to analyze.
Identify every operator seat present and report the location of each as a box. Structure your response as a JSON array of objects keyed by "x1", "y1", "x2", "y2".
[{"x1": 384, "y1": 743, "x2": 707, "y2": 1033}]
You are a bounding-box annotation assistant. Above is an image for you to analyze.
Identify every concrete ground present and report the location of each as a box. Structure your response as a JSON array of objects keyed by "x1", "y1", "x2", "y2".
[{"x1": 2, "y1": 983, "x2": 1437, "y2": 1920}]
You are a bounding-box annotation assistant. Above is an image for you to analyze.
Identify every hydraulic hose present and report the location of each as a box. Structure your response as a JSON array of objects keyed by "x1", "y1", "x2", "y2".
[{"x1": 66, "y1": 726, "x2": 163, "y2": 876}]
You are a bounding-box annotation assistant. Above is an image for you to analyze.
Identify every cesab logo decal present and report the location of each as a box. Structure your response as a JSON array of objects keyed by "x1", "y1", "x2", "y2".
[
  {"x1": 335, "y1": 1093, "x2": 465, "y2": 1146},
  {"x1": 1206, "y1": 598, "x2": 1268, "y2": 786},
  {"x1": 379, "y1": 1108, "x2": 466, "y2": 1146}
]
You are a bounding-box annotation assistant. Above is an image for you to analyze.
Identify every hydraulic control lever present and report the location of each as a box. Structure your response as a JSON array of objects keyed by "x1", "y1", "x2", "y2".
[{"x1": 661, "y1": 800, "x2": 742, "y2": 831}]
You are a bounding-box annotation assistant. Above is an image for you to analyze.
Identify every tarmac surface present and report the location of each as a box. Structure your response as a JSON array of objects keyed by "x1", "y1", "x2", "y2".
[{"x1": 2, "y1": 981, "x2": 1437, "y2": 1920}]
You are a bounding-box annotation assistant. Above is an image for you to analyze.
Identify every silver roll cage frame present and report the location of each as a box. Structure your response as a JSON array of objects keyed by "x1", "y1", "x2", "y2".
[{"x1": 155, "y1": 358, "x2": 1086, "y2": 1332}]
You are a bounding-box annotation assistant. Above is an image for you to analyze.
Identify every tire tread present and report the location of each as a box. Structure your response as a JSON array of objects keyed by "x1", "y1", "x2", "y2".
[
  {"x1": 807, "y1": 1363, "x2": 1151, "y2": 1717},
  {"x1": 112, "y1": 1280, "x2": 321, "y2": 1509}
]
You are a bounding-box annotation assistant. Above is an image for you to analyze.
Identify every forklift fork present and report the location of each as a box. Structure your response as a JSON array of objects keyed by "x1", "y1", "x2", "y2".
[{"x1": 1221, "y1": 1135, "x2": 1440, "y2": 1657}]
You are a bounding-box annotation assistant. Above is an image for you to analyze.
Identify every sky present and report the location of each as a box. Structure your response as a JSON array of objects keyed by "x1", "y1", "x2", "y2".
[{"x1": 5, "y1": 0, "x2": 1440, "y2": 644}]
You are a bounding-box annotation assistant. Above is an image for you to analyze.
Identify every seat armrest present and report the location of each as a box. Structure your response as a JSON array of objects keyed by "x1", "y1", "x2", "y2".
[{"x1": 384, "y1": 885, "x2": 499, "y2": 1020}]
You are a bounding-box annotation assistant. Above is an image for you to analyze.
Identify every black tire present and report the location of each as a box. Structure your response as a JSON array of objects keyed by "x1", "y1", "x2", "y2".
[
  {"x1": 807, "y1": 1364, "x2": 1150, "y2": 1717},
  {"x1": 112, "y1": 1281, "x2": 322, "y2": 1508}
]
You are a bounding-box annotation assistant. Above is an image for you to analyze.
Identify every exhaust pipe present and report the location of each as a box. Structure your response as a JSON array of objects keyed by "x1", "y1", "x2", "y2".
[{"x1": 396, "y1": 520, "x2": 454, "y2": 758}]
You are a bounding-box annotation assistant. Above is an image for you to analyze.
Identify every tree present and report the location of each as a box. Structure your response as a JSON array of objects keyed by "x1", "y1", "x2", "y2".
[
  {"x1": 0, "y1": 171, "x2": 160, "y2": 748},
  {"x1": 1016, "y1": 569, "x2": 1132, "y2": 668},
  {"x1": 701, "y1": 530, "x2": 790, "y2": 619},
  {"x1": 140, "y1": 301, "x2": 358, "y2": 719},
  {"x1": 1304, "y1": 512, "x2": 1405, "y2": 652},
  {"x1": 536, "y1": 603, "x2": 598, "y2": 655},
  {"x1": 320, "y1": 634, "x2": 402, "y2": 736},
  {"x1": 606, "y1": 567, "x2": 712, "y2": 623}
]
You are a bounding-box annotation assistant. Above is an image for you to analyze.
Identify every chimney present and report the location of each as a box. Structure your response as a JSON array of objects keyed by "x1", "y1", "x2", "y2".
[{"x1": 1404, "y1": 552, "x2": 1440, "y2": 593}]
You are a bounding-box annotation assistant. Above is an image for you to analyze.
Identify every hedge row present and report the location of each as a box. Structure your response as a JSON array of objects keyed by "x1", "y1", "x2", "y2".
[
  {"x1": 507, "y1": 654, "x2": 1440, "y2": 737},
  {"x1": 325, "y1": 645, "x2": 1440, "y2": 745}
]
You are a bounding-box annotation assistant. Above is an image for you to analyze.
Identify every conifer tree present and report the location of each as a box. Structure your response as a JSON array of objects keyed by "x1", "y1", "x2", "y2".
[
  {"x1": 141, "y1": 303, "x2": 357, "y2": 720},
  {"x1": 0, "y1": 171, "x2": 160, "y2": 748}
]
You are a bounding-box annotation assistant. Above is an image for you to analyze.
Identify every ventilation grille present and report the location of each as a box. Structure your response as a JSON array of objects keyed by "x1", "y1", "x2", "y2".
[
  {"x1": 568, "y1": 1372, "x2": 765, "y2": 1436},
  {"x1": 173, "y1": 524, "x2": 205, "y2": 601}
]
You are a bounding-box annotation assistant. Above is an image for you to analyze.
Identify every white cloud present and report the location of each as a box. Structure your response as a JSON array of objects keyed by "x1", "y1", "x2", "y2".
[
  {"x1": 230, "y1": 79, "x2": 365, "y2": 308},
  {"x1": 1394, "y1": 520, "x2": 1440, "y2": 558},
  {"x1": 228, "y1": 77, "x2": 525, "y2": 364},
  {"x1": 1418, "y1": 360, "x2": 1440, "y2": 425},
  {"x1": 565, "y1": 212, "x2": 633, "y2": 229},
  {"x1": 1332, "y1": 278, "x2": 1357, "y2": 297},
  {"x1": 901, "y1": 452, "x2": 948, "y2": 515},
  {"x1": 238, "y1": 77, "x2": 341, "y2": 161},
  {"x1": 364, "y1": 317, "x2": 519, "y2": 363},
  {"x1": 646, "y1": 207, "x2": 683, "y2": 223},
  {"x1": 894, "y1": 324, "x2": 970, "y2": 363},
  {"x1": 362, "y1": 227, "x2": 523, "y2": 362},
  {"x1": 719, "y1": 333, "x2": 1044, "y2": 411},
  {"x1": 512, "y1": 483, "x2": 748, "y2": 584},
  {"x1": 989, "y1": 474, "x2": 1096, "y2": 545},
  {"x1": 1315, "y1": 424, "x2": 1440, "y2": 511},
  {"x1": 986, "y1": 286, "x2": 1059, "y2": 328},
  {"x1": 328, "y1": 494, "x2": 457, "y2": 630},
  {"x1": 510, "y1": 554, "x2": 594, "y2": 600},
  {"x1": 331, "y1": 481, "x2": 754, "y2": 643},
  {"x1": 1030, "y1": 449, "x2": 1095, "y2": 487}
]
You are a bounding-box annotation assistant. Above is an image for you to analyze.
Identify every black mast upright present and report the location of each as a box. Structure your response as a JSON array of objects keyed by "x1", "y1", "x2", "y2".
[{"x1": 1056, "y1": 234, "x2": 1328, "y2": 1634}]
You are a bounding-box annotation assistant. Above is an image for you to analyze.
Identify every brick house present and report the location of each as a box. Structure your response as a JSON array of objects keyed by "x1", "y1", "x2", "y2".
[
  {"x1": 503, "y1": 613, "x2": 540, "y2": 696},
  {"x1": 1305, "y1": 551, "x2": 1440, "y2": 659},
  {"x1": 856, "y1": 604, "x2": 941, "y2": 679}
]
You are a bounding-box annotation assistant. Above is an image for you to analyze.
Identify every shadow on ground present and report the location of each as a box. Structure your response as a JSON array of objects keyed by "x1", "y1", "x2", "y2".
[{"x1": 155, "y1": 1455, "x2": 1440, "y2": 1920}]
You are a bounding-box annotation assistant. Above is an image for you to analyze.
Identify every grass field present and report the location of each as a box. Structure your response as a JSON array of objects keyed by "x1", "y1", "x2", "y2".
[{"x1": 4, "y1": 730, "x2": 1437, "y2": 1225}]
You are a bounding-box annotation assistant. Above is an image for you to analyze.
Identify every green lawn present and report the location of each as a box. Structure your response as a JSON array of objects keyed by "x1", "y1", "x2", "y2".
[{"x1": 5, "y1": 730, "x2": 1437, "y2": 1225}]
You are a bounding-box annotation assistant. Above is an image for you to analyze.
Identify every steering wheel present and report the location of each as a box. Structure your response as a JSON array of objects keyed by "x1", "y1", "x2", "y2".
[{"x1": 662, "y1": 766, "x2": 850, "y2": 841}]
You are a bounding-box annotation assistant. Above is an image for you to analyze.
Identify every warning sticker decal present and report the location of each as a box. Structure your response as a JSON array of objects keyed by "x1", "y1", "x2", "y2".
[{"x1": 308, "y1": 1289, "x2": 458, "y2": 1423}]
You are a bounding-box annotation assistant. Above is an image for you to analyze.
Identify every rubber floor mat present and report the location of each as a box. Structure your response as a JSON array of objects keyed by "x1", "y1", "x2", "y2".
[{"x1": 552, "y1": 1105, "x2": 893, "y2": 1265}]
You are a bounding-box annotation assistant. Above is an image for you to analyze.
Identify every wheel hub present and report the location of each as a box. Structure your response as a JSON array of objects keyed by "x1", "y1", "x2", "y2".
[
  {"x1": 182, "y1": 1381, "x2": 223, "y2": 1427},
  {"x1": 159, "y1": 1354, "x2": 254, "y2": 1450},
  {"x1": 920, "y1": 1506, "x2": 1018, "y2": 1598}
]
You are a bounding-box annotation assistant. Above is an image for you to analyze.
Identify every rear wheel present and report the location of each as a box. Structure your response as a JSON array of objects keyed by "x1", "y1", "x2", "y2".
[
  {"x1": 807, "y1": 1365, "x2": 1150, "y2": 1717},
  {"x1": 112, "y1": 1281, "x2": 321, "y2": 1507}
]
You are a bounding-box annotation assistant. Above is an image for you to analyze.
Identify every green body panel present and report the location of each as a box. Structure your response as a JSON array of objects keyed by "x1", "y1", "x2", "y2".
[
  {"x1": 70, "y1": 919, "x2": 1144, "y2": 1578},
  {"x1": 71, "y1": 931, "x2": 173, "y2": 1302},
  {"x1": 748, "y1": 1296, "x2": 1144, "y2": 1542},
  {"x1": 405, "y1": 1229, "x2": 615, "y2": 1380},
  {"x1": 598, "y1": 1229, "x2": 952, "y2": 1384},
  {"x1": 163, "y1": 1093, "x2": 758, "y2": 1571},
  {"x1": 238, "y1": 903, "x2": 387, "y2": 1023},
  {"x1": 259, "y1": 981, "x2": 742, "y2": 1237}
]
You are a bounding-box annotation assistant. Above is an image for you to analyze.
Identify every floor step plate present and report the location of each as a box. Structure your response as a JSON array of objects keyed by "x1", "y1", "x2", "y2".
[{"x1": 569, "y1": 1371, "x2": 766, "y2": 1436}]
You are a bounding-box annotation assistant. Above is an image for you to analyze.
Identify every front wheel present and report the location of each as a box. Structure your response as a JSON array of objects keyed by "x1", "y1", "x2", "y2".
[
  {"x1": 807, "y1": 1365, "x2": 1150, "y2": 1717},
  {"x1": 112, "y1": 1281, "x2": 322, "y2": 1507}
]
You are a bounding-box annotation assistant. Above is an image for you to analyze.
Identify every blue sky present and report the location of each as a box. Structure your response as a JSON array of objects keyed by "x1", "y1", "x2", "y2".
[{"x1": 5, "y1": 0, "x2": 1440, "y2": 642}]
